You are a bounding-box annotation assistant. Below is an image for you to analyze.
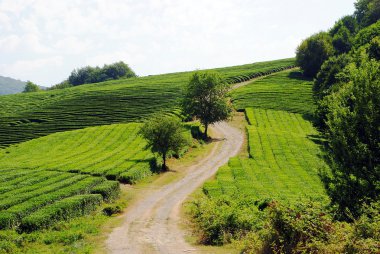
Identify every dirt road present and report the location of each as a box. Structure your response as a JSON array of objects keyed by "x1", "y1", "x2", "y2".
[{"x1": 106, "y1": 121, "x2": 243, "y2": 254}]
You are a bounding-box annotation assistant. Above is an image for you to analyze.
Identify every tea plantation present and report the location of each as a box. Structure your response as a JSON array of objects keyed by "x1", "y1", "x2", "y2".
[
  {"x1": 0, "y1": 169, "x2": 119, "y2": 232},
  {"x1": 0, "y1": 59, "x2": 295, "y2": 233},
  {"x1": 0, "y1": 58, "x2": 294, "y2": 148},
  {"x1": 203, "y1": 108, "x2": 327, "y2": 203},
  {"x1": 0, "y1": 123, "x2": 156, "y2": 183},
  {"x1": 231, "y1": 69, "x2": 315, "y2": 115},
  {"x1": 203, "y1": 69, "x2": 327, "y2": 203}
]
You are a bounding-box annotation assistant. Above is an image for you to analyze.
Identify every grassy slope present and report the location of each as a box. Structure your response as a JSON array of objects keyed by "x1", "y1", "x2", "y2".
[
  {"x1": 0, "y1": 58, "x2": 294, "y2": 148},
  {"x1": 231, "y1": 69, "x2": 314, "y2": 116},
  {"x1": 204, "y1": 69, "x2": 327, "y2": 204},
  {"x1": 0, "y1": 123, "x2": 155, "y2": 182},
  {"x1": 204, "y1": 108, "x2": 327, "y2": 203}
]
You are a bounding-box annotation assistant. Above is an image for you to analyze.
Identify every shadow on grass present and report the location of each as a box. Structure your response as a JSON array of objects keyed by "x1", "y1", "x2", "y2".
[{"x1": 287, "y1": 71, "x2": 313, "y2": 82}]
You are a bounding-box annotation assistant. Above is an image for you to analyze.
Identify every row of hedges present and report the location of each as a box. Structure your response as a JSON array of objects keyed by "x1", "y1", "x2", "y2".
[
  {"x1": 226, "y1": 65, "x2": 296, "y2": 84},
  {"x1": 19, "y1": 194, "x2": 102, "y2": 232}
]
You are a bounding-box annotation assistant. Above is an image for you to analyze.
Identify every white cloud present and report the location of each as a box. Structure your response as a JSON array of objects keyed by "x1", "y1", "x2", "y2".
[
  {"x1": 0, "y1": 35, "x2": 21, "y2": 51},
  {"x1": 0, "y1": 12, "x2": 12, "y2": 31},
  {"x1": 0, "y1": 0, "x2": 356, "y2": 85},
  {"x1": 0, "y1": 56, "x2": 63, "y2": 82}
]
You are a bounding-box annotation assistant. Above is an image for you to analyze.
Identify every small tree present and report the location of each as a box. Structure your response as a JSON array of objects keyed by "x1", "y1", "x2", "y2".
[
  {"x1": 23, "y1": 81, "x2": 40, "y2": 93},
  {"x1": 139, "y1": 116, "x2": 189, "y2": 170},
  {"x1": 182, "y1": 71, "x2": 232, "y2": 139}
]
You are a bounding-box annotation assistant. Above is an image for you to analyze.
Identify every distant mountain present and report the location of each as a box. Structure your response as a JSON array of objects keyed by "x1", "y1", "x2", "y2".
[{"x1": 0, "y1": 76, "x2": 26, "y2": 95}]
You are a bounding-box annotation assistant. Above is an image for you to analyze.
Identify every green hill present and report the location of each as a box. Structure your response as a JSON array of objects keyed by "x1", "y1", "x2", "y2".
[
  {"x1": 0, "y1": 76, "x2": 26, "y2": 95},
  {"x1": 0, "y1": 123, "x2": 155, "y2": 182},
  {"x1": 0, "y1": 58, "x2": 295, "y2": 148},
  {"x1": 231, "y1": 69, "x2": 314, "y2": 116},
  {"x1": 204, "y1": 69, "x2": 326, "y2": 204}
]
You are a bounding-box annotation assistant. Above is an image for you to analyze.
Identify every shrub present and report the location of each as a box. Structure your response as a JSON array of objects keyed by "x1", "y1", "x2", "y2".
[
  {"x1": 265, "y1": 201, "x2": 334, "y2": 253},
  {"x1": 103, "y1": 205, "x2": 122, "y2": 216},
  {"x1": 91, "y1": 181, "x2": 120, "y2": 202},
  {"x1": 189, "y1": 195, "x2": 264, "y2": 245},
  {"x1": 19, "y1": 194, "x2": 102, "y2": 232},
  {"x1": 119, "y1": 163, "x2": 153, "y2": 184}
]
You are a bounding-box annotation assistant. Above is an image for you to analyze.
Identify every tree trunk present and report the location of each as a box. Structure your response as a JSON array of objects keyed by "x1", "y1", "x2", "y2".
[
  {"x1": 162, "y1": 152, "x2": 167, "y2": 171},
  {"x1": 204, "y1": 123, "x2": 208, "y2": 140}
]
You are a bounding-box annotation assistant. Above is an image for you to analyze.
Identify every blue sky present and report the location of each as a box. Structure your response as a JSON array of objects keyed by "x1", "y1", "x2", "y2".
[{"x1": 0, "y1": 0, "x2": 355, "y2": 86}]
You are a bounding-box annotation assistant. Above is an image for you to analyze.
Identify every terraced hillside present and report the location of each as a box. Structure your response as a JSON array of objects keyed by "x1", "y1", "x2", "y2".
[
  {"x1": 203, "y1": 108, "x2": 327, "y2": 203},
  {"x1": 0, "y1": 58, "x2": 294, "y2": 148},
  {"x1": 0, "y1": 123, "x2": 161, "y2": 183},
  {"x1": 231, "y1": 69, "x2": 314, "y2": 115},
  {"x1": 0, "y1": 169, "x2": 119, "y2": 232},
  {"x1": 203, "y1": 69, "x2": 327, "y2": 203}
]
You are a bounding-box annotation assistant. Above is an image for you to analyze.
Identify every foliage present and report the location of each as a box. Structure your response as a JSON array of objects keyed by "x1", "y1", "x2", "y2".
[
  {"x1": 189, "y1": 195, "x2": 264, "y2": 245},
  {"x1": 48, "y1": 80, "x2": 73, "y2": 90},
  {"x1": 296, "y1": 32, "x2": 335, "y2": 78},
  {"x1": 231, "y1": 70, "x2": 315, "y2": 116},
  {"x1": 368, "y1": 36, "x2": 380, "y2": 60},
  {"x1": 330, "y1": 15, "x2": 359, "y2": 36},
  {"x1": 332, "y1": 26, "x2": 354, "y2": 54},
  {"x1": 344, "y1": 201, "x2": 380, "y2": 253},
  {"x1": 68, "y1": 61, "x2": 136, "y2": 86},
  {"x1": 313, "y1": 54, "x2": 352, "y2": 101},
  {"x1": 322, "y1": 58, "x2": 380, "y2": 218},
  {"x1": 102, "y1": 205, "x2": 122, "y2": 216},
  {"x1": 313, "y1": 54, "x2": 352, "y2": 128},
  {"x1": 265, "y1": 201, "x2": 334, "y2": 253},
  {"x1": 329, "y1": 16, "x2": 358, "y2": 54},
  {"x1": 354, "y1": 20, "x2": 380, "y2": 48},
  {"x1": 354, "y1": 0, "x2": 380, "y2": 27},
  {"x1": 139, "y1": 116, "x2": 190, "y2": 170},
  {"x1": 182, "y1": 71, "x2": 232, "y2": 138},
  {"x1": 22, "y1": 81, "x2": 40, "y2": 93}
]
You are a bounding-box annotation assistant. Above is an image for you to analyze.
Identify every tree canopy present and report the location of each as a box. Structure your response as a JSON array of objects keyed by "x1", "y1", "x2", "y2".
[
  {"x1": 139, "y1": 116, "x2": 189, "y2": 170},
  {"x1": 182, "y1": 71, "x2": 232, "y2": 139},
  {"x1": 296, "y1": 32, "x2": 335, "y2": 78},
  {"x1": 355, "y1": 0, "x2": 380, "y2": 27},
  {"x1": 23, "y1": 81, "x2": 40, "y2": 93},
  {"x1": 322, "y1": 58, "x2": 380, "y2": 218},
  {"x1": 67, "y1": 61, "x2": 136, "y2": 86}
]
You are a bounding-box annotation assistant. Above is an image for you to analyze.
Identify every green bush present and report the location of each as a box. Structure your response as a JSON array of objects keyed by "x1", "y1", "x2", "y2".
[
  {"x1": 119, "y1": 164, "x2": 153, "y2": 184},
  {"x1": 189, "y1": 195, "x2": 264, "y2": 245},
  {"x1": 102, "y1": 205, "x2": 122, "y2": 216},
  {"x1": 91, "y1": 181, "x2": 120, "y2": 202},
  {"x1": 265, "y1": 201, "x2": 334, "y2": 253},
  {"x1": 19, "y1": 194, "x2": 102, "y2": 232}
]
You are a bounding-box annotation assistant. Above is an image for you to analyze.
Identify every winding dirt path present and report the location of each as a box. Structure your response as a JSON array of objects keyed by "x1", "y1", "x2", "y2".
[{"x1": 106, "y1": 122, "x2": 243, "y2": 254}]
